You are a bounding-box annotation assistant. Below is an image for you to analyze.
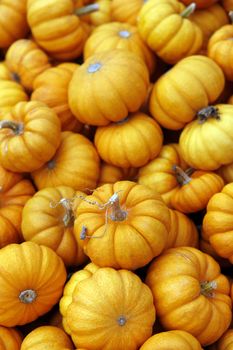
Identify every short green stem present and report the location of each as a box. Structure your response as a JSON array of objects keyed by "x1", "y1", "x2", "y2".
[
  {"x1": 180, "y1": 2, "x2": 196, "y2": 18},
  {"x1": 75, "y1": 3, "x2": 99, "y2": 16}
]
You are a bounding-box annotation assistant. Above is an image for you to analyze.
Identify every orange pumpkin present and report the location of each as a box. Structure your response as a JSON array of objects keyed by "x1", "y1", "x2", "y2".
[
  {"x1": 138, "y1": 0, "x2": 203, "y2": 64},
  {"x1": 74, "y1": 181, "x2": 170, "y2": 270},
  {"x1": 0, "y1": 326, "x2": 22, "y2": 350},
  {"x1": 0, "y1": 0, "x2": 29, "y2": 49},
  {"x1": 111, "y1": 0, "x2": 144, "y2": 25},
  {"x1": 200, "y1": 239, "x2": 231, "y2": 269},
  {"x1": 207, "y1": 329, "x2": 233, "y2": 350},
  {"x1": 146, "y1": 247, "x2": 232, "y2": 346},
  {"x1": 31, "y1": 131, "x2": 100, "y2": 191},
  {"x1": 181, "y1": 0, "x2": 218, "y2": 8},
  {"x1": 149, "y1": 56, "x2": 225, "y2": 130},
  {"x1": 27, "y1": 0, "x2": 92, "y2": 60},
  {"x1": 139, "y1": 330, "x2": 203, "y2": 350},
  {"x1": 68, "y1": 50, "x2": 150, "y2": 126},
  {"x1": 217, "y1": 161, "x2": 233, "y2": 183},
  {"x1": 31, "y1": 63, "x2": 82, "y2": 132},
  {"x1": 84, "y1": 22, "x2": 156, "y2": 74},
  {"x1": 202, "y1": 182, "x2": 233, "y2": 263},
  {"x1": 0, "y1": 101, "x2": 61, "y2": 173},
  {"x1": 98, "y1": 163, "x2": 138, "y2": 186},
  {"x1": 222, "y1": 0, "x2": 233, "y2": 11},
  {"x1": 0, "y1": 62, "x2": 12, "y2": 80},
  {"x1": 66, "y1": 267, "x2": 156, "y2": 350},
  {"x1": 0, "y1": 80, "x2": 28, "y2": 115},
  {"x1": 20, "y1": 326, "x2": 74, "y2": 350},
  {"x1": 5, "y1": 39, "x2": 51, "y2": 91},
  {"x1": 94, "y1": 112, "x2": 163, "y2": 168},
  {"x1": 21, "y1": 186, "x2": 87, "y2": 267},
  {"x1": 179, "y1": 104, "x2": 233, "y2": 170},
  {"x1": 0, "y1": 241, "x2": 67, "y2": 326},
  {"x1": 0, "y1": 165, "x2": 35, "y2": 248}
]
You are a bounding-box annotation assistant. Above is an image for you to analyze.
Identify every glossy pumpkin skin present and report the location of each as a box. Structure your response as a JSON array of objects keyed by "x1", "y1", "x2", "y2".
[
  {"x1": 20, "y1": 326, "x2": 74, "y2": 350},
  {"x1": 138, "y1": 144, "x2": 189, "y2": 207},
  {"x1": 149, "y1": 56, "x2": 225, "y2": 130},
  {"x1": 31, "y1": 63, "x2": 82, "y2": 132},
  {"x1": 27, "y1": 0, "x2": 90, "y2": 60},
  {"x1": 181, "y1": 0, "x2": 218, "y2": 8},
  {"x1": 5, "y1": 39, "x2": 51, "y2": 91},
  {"x1": 21, "y1": 186, "x2": 87, "y2": 267},
  {"x1": 0, "y1": 80, "x2": 28, "y2": 114},
  {"x1": 146, "y1": 247, "x2": 232, "y2": 346},
  {"x1": 139, "y1": 330, "x2": 203, "y2": 350},
  {"x1": 165, "y1": 209, "x2": 199, "y2": 250},
  {"x1": 84, "y1": 22, "x2": 155, "y2": 74},
  {"x1": 69, "y1": 50, "x2": 150, "y2": 126},
  {"x1": 0, "y1": 241, "x2": 67, "y2": 327},
  {"x1": 208, "y1": 24, "x2": 233, "y2": 81},
  {"x1": 0, "y1": 0, "x2": 29, "y2": 49},
  {"x1": 111, "y1": 0, "x2": 144, "y2": 25},
  {"x1": 60, "y1": 262, "x2": 100, "y2": 334},
  {"x1": 207, "y1": 329, "x2": 233, "y2": 350},
  {"x1": 94, "y1": 112, "x2": 163, "y2": 168},
  {"x1": 32, "y1": 131, "x2": 100, "y2": 191},
  {"x1": 138, "y1": 0, "x2": 203, "y2": 65},
  {"x1": 0, "y1": 326, "x2": 23, "y2": 350},
  {"x1": 0, "y1": 165, "x2": 35, "y2": 248},
  {"x1": 74, "y1": 181, "x2": 170, "y2": 270},
  {"x1": 0, "y1": 101, "x2": 61, "y2": 173},
  {"x1": 202, "y1": 183, "x2": 233, "y2": 263},
  {"x1": 66, "y1": 268, "x2": 156, "y2": 350},
  {"x1": 179, "y1": 104, "x2": 233, "y2": 170}
]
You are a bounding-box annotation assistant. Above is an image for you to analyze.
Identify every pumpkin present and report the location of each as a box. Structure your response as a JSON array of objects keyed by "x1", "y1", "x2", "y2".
[
  {"x1": 149, "y1": 55, "x2": 225, "y2": 130},
  {"x1": 5, "y1": 39, "x2": 51, "y2": 91},
  {"x1": 0, "y1": 61, "x2": 13, "y2": 80},
  {"x1": 137, "y1": 0, "x2": 203, "y2": 65},
  {"x1": 207, "y1": 329, "x2": 233, "y2": 350},
  {"x1": 138, "y1": 143, "x2": 189, "y2": 208},
  {"x1": 165, "y1": 208, "x2": 199, "y2": 249},
  {"x1": 0, "y1": 165, "x2": 35, "y2": 248},
  {"x1": 190, "y1": 3, "x2": 229, "y2": 51},
  {"x1": 84, "y1": 22, "x2": 156, "y2": 74},
  {"x1": 66, "y1": 267, "x2": 156, "y2": 350},
  {"x1": 27, "y1": 0, "x2": 92, "y2": 60},
  {"x1": 31, "y1": 131, "x2": 100, "y2": 191},
  {"x1": 208, "y1": 19, "x2": 233, "y2": 81},
  {"x1": 74, "y1": 180, "x2": 170, "y2": 270},
  {"x1": 200, "y1": 239, "x2": 231, "y2": 269},
  {"x1": 94, "y1": 112, "x2": 163, "y2": 168},
  {"x1": 31, "y1": 63, "x2": 82, "y2": 132},
  {"x1": 60, "y1": 262, "x2": 100, "y2": 334},
  {"x1": 68, "y1": 50, "x2": 150, "y2": 126},
  {"x1": 179, "y1": 104, "x2": 233, "y2": 170},
  {"x1": 79, "y1": 0, "x2": 111, "y2": 27},
  {"x1": 21, "y1": 186, "x2": 87, "y2": 267},
  {"x1": 0, "y1": 326, "x2": 22, "y2": 350},
  {"x1": 111, "y1": 0, "x2": 144, "y2": 25},
  {"x1": 0, "y1": 241, "x2": 67, "y2": 326},
  {"x1": 146, "y1": 246, "x2": 232, "y2": 346},
  {"x1": 139, "y1": 330, "x2": 203, "y2": 350},
  {"x1": 217, "y1": 161, "x2": 233, "y2": 183},
  {"x1": 98, "y1": 163, "x2": 138, "y2": 186},
  {"x1": 222, "y1": 0, "x2": 233, "y2": 11},
  {"x1": 0, "y1": 101, "x2": 61, "y2": 173},
  {"x1": 181, "y1": 0, "x2": 218, "y2": 8},
  {"x1": 202, "y1": 182, "x2": 233, "y2": 263},
  {"x1": 0, "y1": 80, "x2": 28, "y2": 114},
  {"x1": 170, "y1": 167, "x2": 224, "y2": 213},
  {"x1": 0, "y1": 0, "x2": 29, "y2": 49},
  {"x1": 20, "y1": 326, "x2": 74, "y2": 350}
]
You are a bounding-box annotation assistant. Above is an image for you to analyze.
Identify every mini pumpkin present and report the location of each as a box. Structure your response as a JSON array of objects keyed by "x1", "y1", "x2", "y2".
[
  {"x1": 68, "y1": 50, "x2": 150, "y2": 126},
  {"x1": 179, "y1": 104, "x2": 233, "y2": 170},
  {"x1": 5, "y1": 39, "x2": 51, "y2": 91},
  {"x1": 111, "y1": 0, "x2": 144, "y2": 25},
  {"x1": 146, "y1": 246, "x2": 232, "y2": 346},
  {"x1": 66, "y1": 267, "x2": 156, "y2": 350},
  {"x1": 98, "y1": 163, "x2": 138, "y2": 186},
  {"x1": 0, "y1": 241, "x2": 67, "y2": 327},
  {"x1": 0, "y1": 80, "x2": 28, "y2": 115},
  {"x1": 74, "y1": 180, "x2": 170, "y2": 270},
  {"x1": 0, "y1": 326, "x2": 22, "y2": 350},
  {"x1": 207, "y1": 329, "x2": 233, "y2": 350},
  {"x1": 78, "y1": 0, "x2": 111, "y2": 27},
  {"x1": 31, "y1": 131, "x2": 100, "y2": 191},
  {"x1": 149, "y1": 55, "x2": 225, "y2": 130},
  {"x1": 94, "y1": 112, "x2": 163, "y2": 168},
  {"x1": 0, "y1": 101, "x2": 61, "y2": 173}
]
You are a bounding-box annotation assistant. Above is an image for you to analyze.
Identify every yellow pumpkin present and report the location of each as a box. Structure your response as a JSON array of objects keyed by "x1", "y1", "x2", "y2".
[
  {"x1": 0, "y1": 80, "x2": 28, "y2": 115},
  {"x1": 97, "y1": 163, "x2": 138, "y2": 187},
  {"x1": 111, "y1": 0, "x2": 144, "y2": 25}
]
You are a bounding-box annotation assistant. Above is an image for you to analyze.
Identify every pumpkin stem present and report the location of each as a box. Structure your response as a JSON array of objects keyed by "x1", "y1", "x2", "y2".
[
  {"x1": 200, "y1": 280, "x2": 217, "y2": 297},
  {"x1": 109, "y1": 192, "x2": 127, "y2": 222},
  {"x1": 172, "y1": 165, "x2": 192, "y2": 185},
  {"x1": 11, "y1": 72, "x2": 21, "y2": 83},
  {"x1": 229, "y1": 11, "x2": 233, "y2": 23},
  {"x1": 19, "y1": 289, "x2": 37, "y2": 304},
  {"x1": 50, "y1": 198, "x2": 74, "y2": 227},
  {"x1": 75, "y1": 3, "x2": 99, "y2": 16},
  {"x1": 197, "y1": 106, "x2": 220, "y2": 124},
  {"x1": 180, "y1": 2, "x2": 196, "y2": 18},
  {"x1": 118, "y1": 315, "x2": 127, "y2": 326},
  {"x1": 0, "y1": 120, "x2": 24, "y2": 135}
]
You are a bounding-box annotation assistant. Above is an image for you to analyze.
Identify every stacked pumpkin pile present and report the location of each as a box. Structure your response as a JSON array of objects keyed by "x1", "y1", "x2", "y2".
[{"x1": 1, "y1": 0, "x2": 233, "y2": 349}]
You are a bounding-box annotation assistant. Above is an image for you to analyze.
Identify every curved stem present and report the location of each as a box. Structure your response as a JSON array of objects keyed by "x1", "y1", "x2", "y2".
[
  {"x1": 197, "y1": 106, "x2": 220, "y2": 124},
  {"x1": 19, "y1": 289, "x2": 37, "y2": 304},
  {"x1": 109, "y1": 193, "x2": 127, "y2": 222},
  {"x1": 0, "y1": 120, "x2": 24, "y2": 135},
  {"x1": 200, "y1": 280, "x2": 217, "y2": 297},
  {"x1": 172, "y1": 165, "x2": 191, "y2": 186},
  {"x1": 180, "y1": 2, "x2": 196, "y2": 18},
  {"x1": 75, "y1": 3, "x2": 99, "y2": 16}
]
